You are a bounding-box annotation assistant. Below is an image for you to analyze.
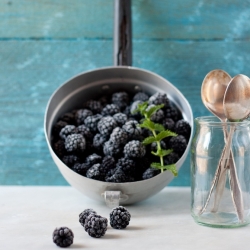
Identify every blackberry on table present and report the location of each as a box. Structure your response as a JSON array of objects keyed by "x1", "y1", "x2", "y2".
[
  {"x1": 84, "y1": 114, "x2": 103, "y2": 132},
  {"x1": 148, "y1": 92, "x2": 169, "y2": 107},
  {"x1": 79, "y1": 209, "x2": 97, "y2": 227},
  {"x1": 164, "y1": 152, "x2": 180, "y2": 165},
  {"x1": 174, "y1": 119, "x2": 191, "y2": 140},
  {"x1": 122, "y1": 120, "x2": 142, "y2": 140},
  {"x1": 113, "y1": 112, "x2": 128, "y2": 126},
  {"x1": 65, "y1": 134, "x2": 86, "y2": 153},
  {"x1": 86, "y1": 163, "x2": 105, "y2": 181},
  {"x1": 72, "y1": 162, "x2": 90, "y2": 176},
  {"x1": 75, "y1": 109, "x2": 93, "y2": 125},
  {"x1": 62, "y1": 155, "x2": 79, "y2": 167},
  {"x1": 85, "y1": 153, "x2": 102, "y2": 165},
  {"x1": 59, "y1": 125, "x2": 77, "y2": 140},
  {"x1": 110, "y1": 206, "x2": 131, "y2": 229},
  {"x1": 97, "y1": 116, "x2": 117, "y2": 136},
  {"x1": 112, "y1": 91, "x2": 129, "y2": 109},
  {"x1": 93, "y1": 133, "x2": 108, "y2": 150},
  {"x1": 52, "y1": 227, "x2": 74, "y2": 248},
  {"x1": 133, "y1": 92, "x2": 149, "y2": 102},
  {"x1": 103, "y1": 140, "x2": 122, "y2": 157},
  {"x1": 124, "y1": 140, "x2": 146, "y2": 158},
  {"x1": 84, "y1": 214, "x2": 108, "y2": 238},
  {"x1": 53, "y1": 140, "x2": 66, "y2": 158},
  {"x1": 84, "y1": 100, "x2": 103, "y2": 114},
  {"x1": 110, "y1": 127, "x2": 128, "y2": 145},
  {"x1": 101, "y1": 104, "x2": 120, "y2": 116},
  {"x1": 142, "y1": 168, "x2": 161, "y2": 180},
  {"x1": 76, "y1": 124, "x2": 93, "y2": 139},
  {"x1": 169, "y1": 135, "x2": 187, "y2": 155}
]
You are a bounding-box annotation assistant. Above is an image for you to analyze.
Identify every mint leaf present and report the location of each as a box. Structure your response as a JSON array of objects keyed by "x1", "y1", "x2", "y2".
[
  {"x1": 157, "y1": 149, "x2": 173, "y2": 157},
  {"x1": 153, "y1": 123, "x2": 165, "y2": 132},
  {"x1": 143, "y1": 136, "x2": 157, "y2": 145},
  {"x1": 139, "y1": 119, "x2": 155, "y2": 131},
  {"x1": 156, "y1": 130, "x2": 177, "y2": 141},
  {"x1": 162, "y1": 164, "x2": 178, "y2": 176},
  {"x1": 146, "y1": 104, "x2": 164, "y2": 118},
  {"x1": 151, "y1": 162, "x2": 161, "y2": 169}
]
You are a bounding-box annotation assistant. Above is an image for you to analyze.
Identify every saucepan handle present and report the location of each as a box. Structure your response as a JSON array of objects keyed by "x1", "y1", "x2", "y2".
[{"x1": 113, "y1": 0, "x2": 132, "y2": 66}]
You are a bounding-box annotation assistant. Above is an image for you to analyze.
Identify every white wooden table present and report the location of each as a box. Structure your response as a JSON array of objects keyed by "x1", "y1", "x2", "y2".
[{"x1": 0, "y1": 186, "x2": 249, "y2": 250}]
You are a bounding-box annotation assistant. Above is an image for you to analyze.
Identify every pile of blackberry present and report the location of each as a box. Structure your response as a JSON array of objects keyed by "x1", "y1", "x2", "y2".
[{"x1": 52, "y1": 91, "x2": 191, "y2": 182}]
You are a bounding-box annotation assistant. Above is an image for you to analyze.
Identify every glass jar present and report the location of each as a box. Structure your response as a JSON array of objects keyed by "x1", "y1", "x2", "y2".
[{"x1": 191, "y1": 116, "x2": 250, "y2": 228}]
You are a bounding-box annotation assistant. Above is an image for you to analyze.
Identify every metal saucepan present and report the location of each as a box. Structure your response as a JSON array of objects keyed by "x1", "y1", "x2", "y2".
[{"x1": 44, "y1": 0, "x2": 193, "y2": 205}]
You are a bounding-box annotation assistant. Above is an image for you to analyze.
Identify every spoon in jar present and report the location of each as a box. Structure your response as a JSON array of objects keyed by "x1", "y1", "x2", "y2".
[
  {"x1": 200, "y1": 69, "x2": 232, "y2": 214},
  {"x1": 222, "y1": 74, "x2": 250, "y2": 222}
]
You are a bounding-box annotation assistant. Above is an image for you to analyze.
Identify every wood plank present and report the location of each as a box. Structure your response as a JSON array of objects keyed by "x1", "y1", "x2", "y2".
[
  {"x1": 1, "y1": 0, "x2": 250, "y2": 39},
  {"x1": 1, "y1": 39, "x2": 250, "y2": 185}
]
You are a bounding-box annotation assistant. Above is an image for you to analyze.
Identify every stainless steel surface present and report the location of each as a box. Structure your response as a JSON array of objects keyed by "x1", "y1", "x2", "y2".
[
  {"x1": 44, "y1": 66, "x2": 193, "y2": 204},
  {"x1": 200, "y1": 69, "x2": 232, "y2": 214}
]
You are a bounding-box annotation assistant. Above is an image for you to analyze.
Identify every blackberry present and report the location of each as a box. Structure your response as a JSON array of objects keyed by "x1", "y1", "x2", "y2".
[
  {"x1": 101, "y1": 155, "x2": 116, "y2": 173},
  {"x1": 84, "y1": 100, "x2": 103, "y2": 114},
  {"x1": 123, "y1": 105, "x2": 132, "y2": 117},
  {"x1": 97, "y1": 116, "x2": 117, "y2": 136},
  {"x1": 105, "y1": 168, "x2": 116, "y2": 181},
  {"x1": 62, "y1": 155, "x2": 79, "y2": 167},
  {"x1": 164, "y1": 104, "x2": 182, "y2": 122},
  {"x1": 122, "y1": 120, "x2": 142, "y2": 140},
  {"x1": 75, "y1": 109, "x2": 93, "y2": 125},
  {"x1": 133, "y1": 92, "x2": 149, "y2": 102},
  {"x1": 65, "y1": 134, "x2": 86, "y2": 153},
  {"x1": 53, "y1": 140, "x2": 66, "y2": 158},
  {"x1": 84, "y1": 214, "x2": 108, "y2": 238},
  {"x1": 85, "y1": 153, "x2": 102, "y2": 165},
  {"x1": 93, "y1": 133, "x2": 108, "y2": 150},
  {"x1": 174, "y1": 119, "x2": 191, "y2": 140},
  {"x1": 148, "y1": 92, "x2": 169, "y2": 107},
  {"x1": 116, "y1": 157, "x2": 136, "y2": 176},
  {"x1": 142, "y1": 168, "x2": 161, "y2": 180},
  {"x1": 79, "y1": 209, "x2": 97, "y2": 227},
  {"x1": 103, "y1": 140, "x2": 122, "y2": 157},
  {"x1": 60, "y1": 112, "x2": 75, "y2": 124},
  {"x1": 84, "y1": 114, "x2": 103, "y2": 132},
  {"x1": 59, "y1": 125, "x2": 77, "y2": 140},
  {"x1": 147, "y1": 104, "x2": 165, "y2": 122},
  {"x1": 106, "y1": 168, "x2": 131, "y2": 183},
  {"x1": 124, "y1": 140, "x2": 146, "y2": 158},
  {"x1": 169, "y1": 135, "x2": 187, "y2": 155},
  {"x1": 134, "y1": 157, "x2": 152, "y2": 180},
  {"x1": 98, "y1": 95, "x2": 110, "y2": 106},
  {"x1": 162, "y1": 118, "x2": 175, "y2": 131},
  {"x1": 110, "y1": 127, "x2": 128, "y2": 145},
  {"x1": 164, "y1": 152, "x2": 180, "y2": 165},
  {"x1": 53, "y1": 120, "x2": 68, "y2": 137},
  {"x1": 113, "y1": 112, "x2": 128, "y2": 126},
  {"x1": 76, "y1": 124, "x2": 93, "y2": 139},
  {"x1": 111, "y1": 91, "x2": 129, "y2": 109},
  {"x1": 151, "y1": 140, "x2": 167, "y2": 152},
  {"x1": 52, "y1": 227, "x2": 74, "y2": 248},
  {"x1": 110, "y1": 206, "x2": 131, "y2": 229},
  {"x1": 86, "y1": 163, "x2": 105, "y2": 181},
  {"x1": 72, "y1": 162, "x2": 90, "y2": 176},
  {"x1": 101, "y1": 104, "x2": 120, "y2": 116},
  {"x1": 130, "y1": 100, "x2": 143, "y2": 115}
]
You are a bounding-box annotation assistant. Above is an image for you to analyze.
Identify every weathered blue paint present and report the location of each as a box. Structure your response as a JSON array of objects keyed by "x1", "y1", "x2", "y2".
[{"x1": 1, "y1": 0, "x2": 250, "y2": 186}]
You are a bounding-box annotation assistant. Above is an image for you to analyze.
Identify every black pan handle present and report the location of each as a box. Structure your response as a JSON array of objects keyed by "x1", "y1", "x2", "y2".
[{"x1": 113, "y1": 0, "x2": 132, "y2": 66}]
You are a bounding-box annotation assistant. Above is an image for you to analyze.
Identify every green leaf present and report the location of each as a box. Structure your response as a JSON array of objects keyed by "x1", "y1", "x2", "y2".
[
  {"x1": 162, "y1": 164, "x2": 178, "y2": 176},
  {"x1": 157, "y1": 149, "x2": 173, "y2": 157},
  {"x1": 132, "y1": 101, "x2": 148, "y2": 115},
  {"x1": 153, "y1": 123, "x2": 165, "y2": 132},
  {"x1": 139, "y1": 119, "x2": 156, "y2": 131},
  {"x1": 151, "y1": 162, "x2": 161, "y2": 169},
  {"x1": 142, "y1": 136, "x2": 157, "y2": 145},
  {"x1": 151, "y1": 151, "x2": 159, "y2": 156},
  {"x1": 146, "y1": 104, "x2": 164, "y2": 118},
  {"x1": 156, "y1": 130, "x2": 177, "y2": 141}
]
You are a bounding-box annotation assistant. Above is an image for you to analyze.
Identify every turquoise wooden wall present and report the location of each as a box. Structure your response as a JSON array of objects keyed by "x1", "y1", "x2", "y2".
[{"x1": 1, "y1": 0, "x2": 250, "y2": 186}]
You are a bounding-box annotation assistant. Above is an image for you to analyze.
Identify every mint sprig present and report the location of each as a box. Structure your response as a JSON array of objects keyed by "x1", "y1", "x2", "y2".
[{"x1": 134, "y1": 101, "x2": 178, "y2": 176}]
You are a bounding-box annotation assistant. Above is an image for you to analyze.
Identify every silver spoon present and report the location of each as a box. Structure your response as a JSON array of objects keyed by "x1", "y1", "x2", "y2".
[
  {"x1": 222, "y1": 74, "x2": 250, "y2": 222},
  {"x1": 200, "y1": 69, "x2": 232, "y2": 214}
]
